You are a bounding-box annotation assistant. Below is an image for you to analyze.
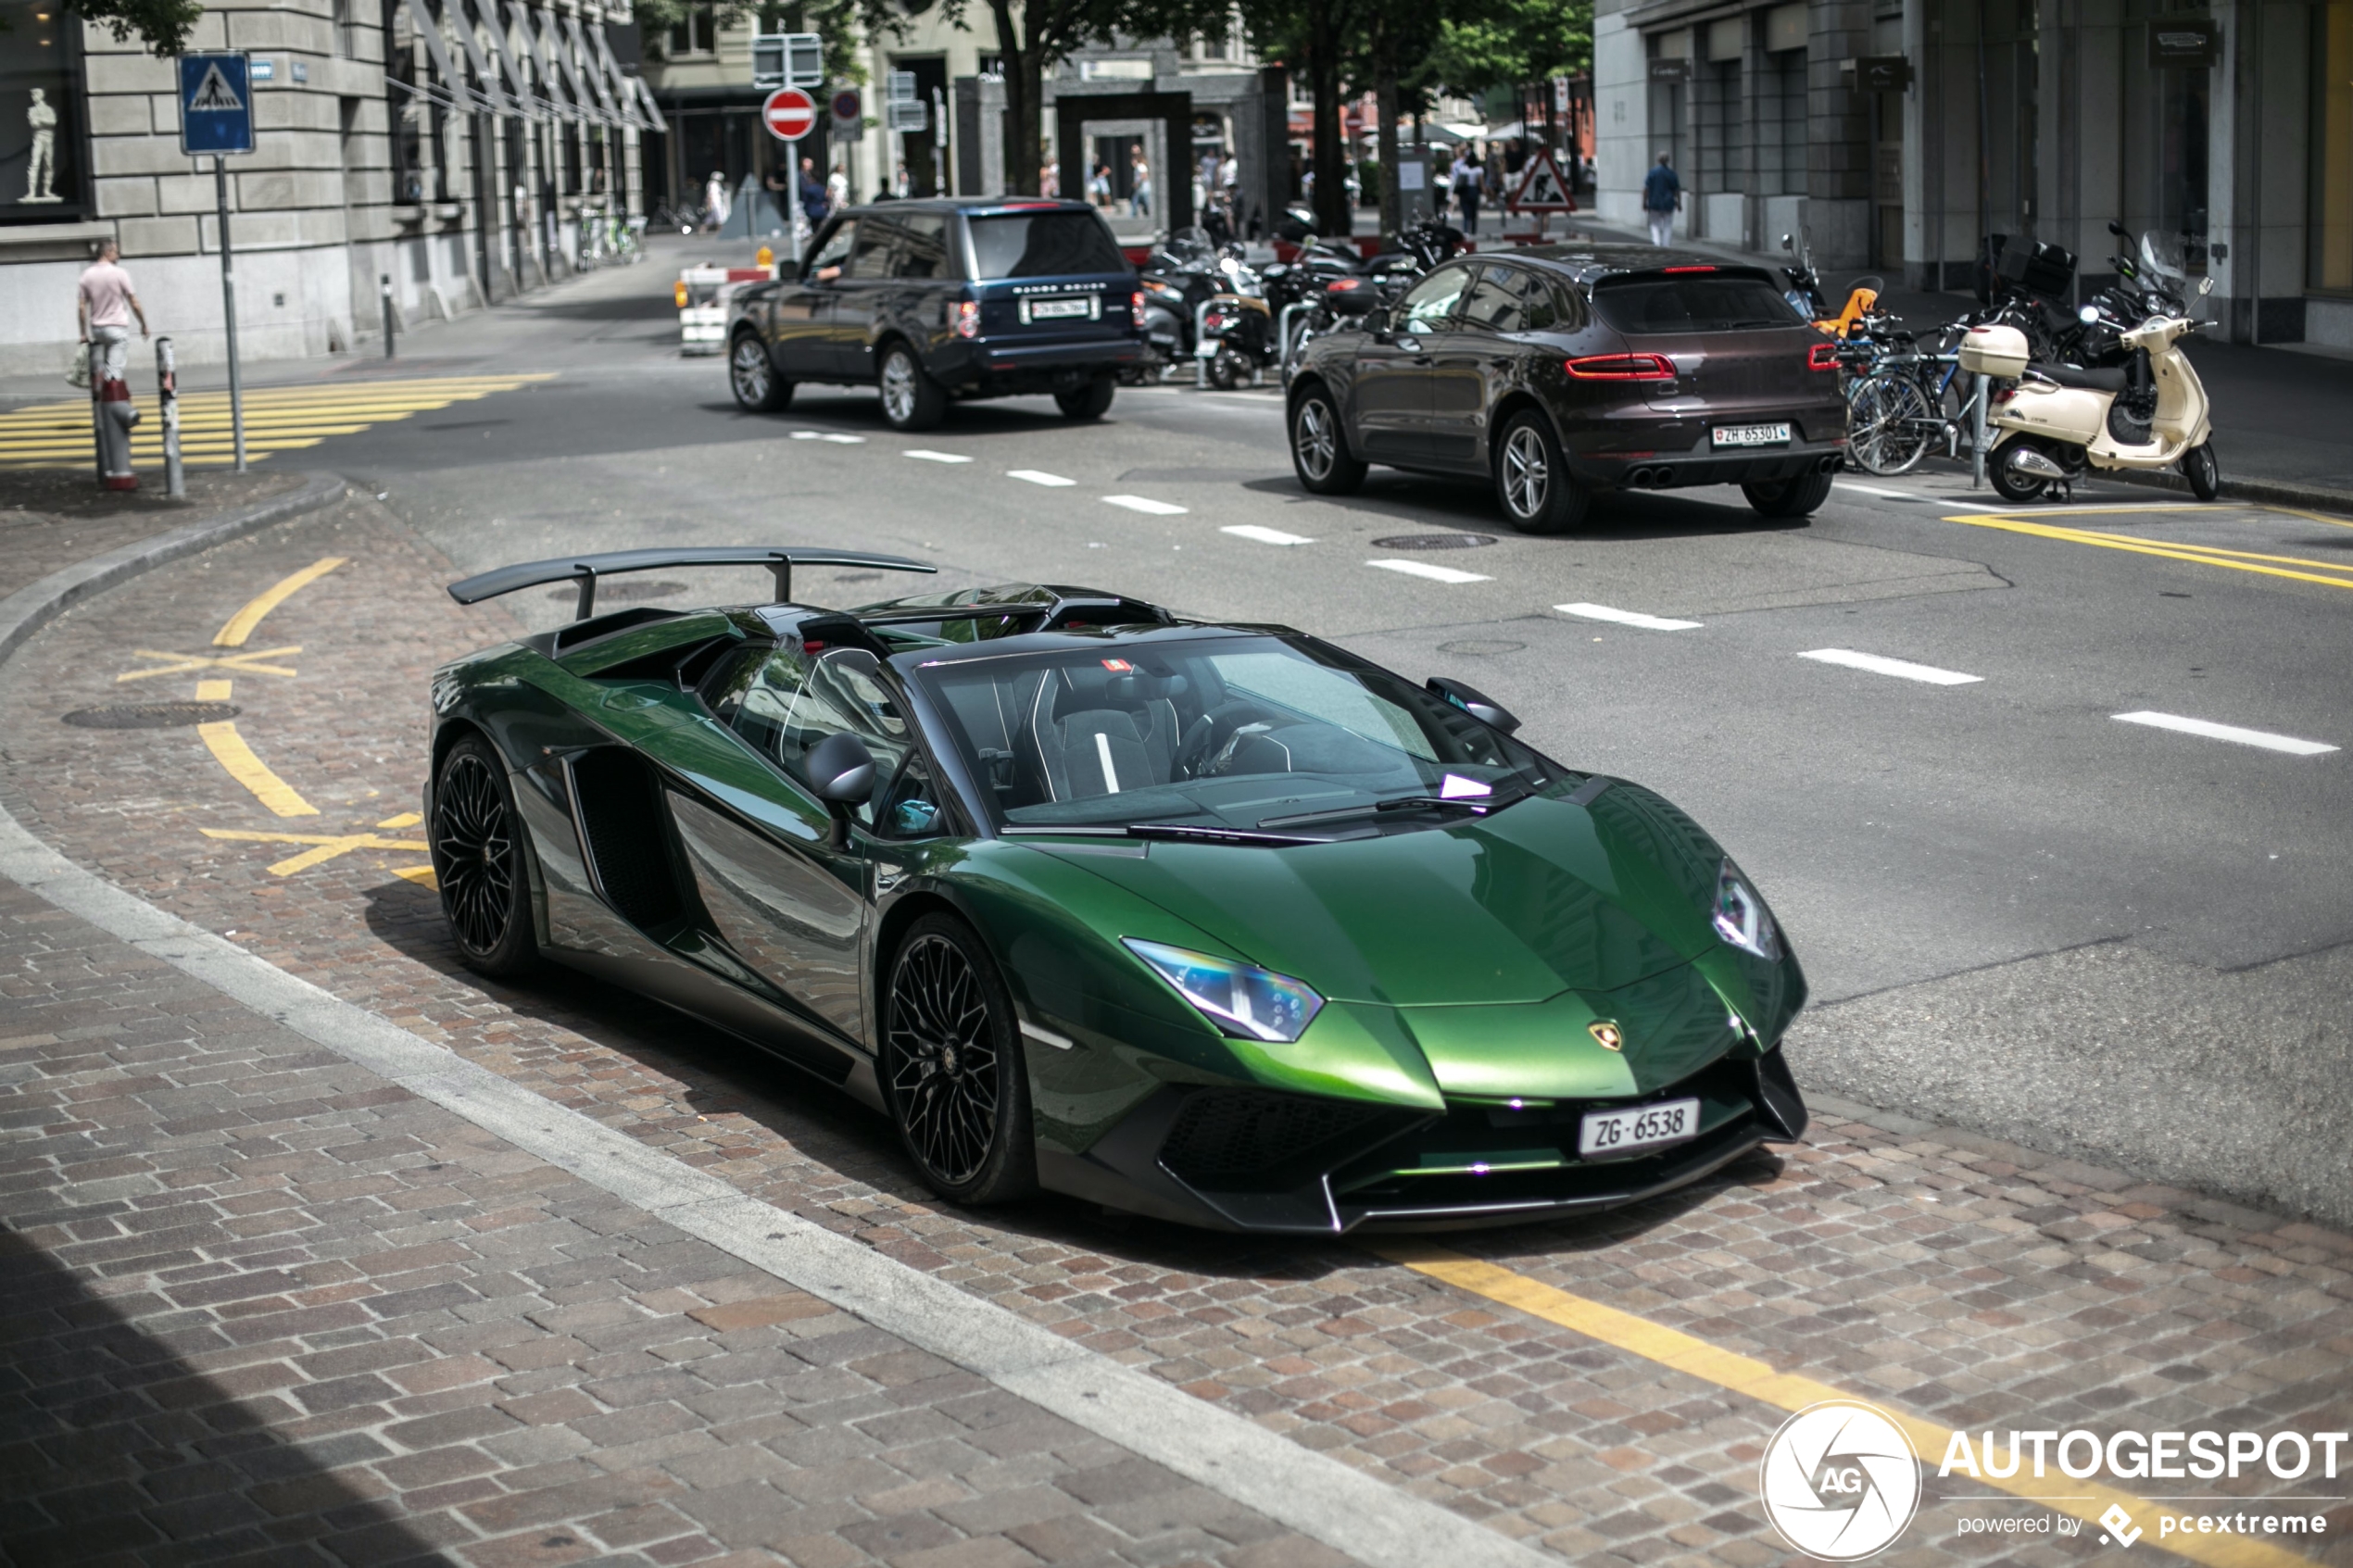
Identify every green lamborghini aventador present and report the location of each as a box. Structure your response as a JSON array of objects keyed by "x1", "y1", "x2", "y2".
[{"x1": 428, "y1": 546, "x2": 1808, "y2": 1232}]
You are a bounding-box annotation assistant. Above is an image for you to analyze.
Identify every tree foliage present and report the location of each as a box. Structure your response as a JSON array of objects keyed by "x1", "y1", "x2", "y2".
[
  {"x1": 1423, "y1": 0, "x2": 1592, "y2": 92},
  {"x1": 60, "y1": 0, "x2": 207, "y2": 56}
]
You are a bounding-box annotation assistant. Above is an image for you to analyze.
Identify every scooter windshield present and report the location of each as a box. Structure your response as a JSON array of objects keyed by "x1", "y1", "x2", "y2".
[{"x1": 2138, "y1": 231, "x2": 2191, "y2": 285}]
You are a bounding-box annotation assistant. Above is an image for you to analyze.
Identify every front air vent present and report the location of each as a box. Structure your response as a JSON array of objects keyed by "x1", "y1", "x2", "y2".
[
  {"x1": 568, "y1": 748, "x2": 686, "y2": 930},
  {"x1": 1159, "y1": 1089, "x2": 1413, "y2": 1193}
]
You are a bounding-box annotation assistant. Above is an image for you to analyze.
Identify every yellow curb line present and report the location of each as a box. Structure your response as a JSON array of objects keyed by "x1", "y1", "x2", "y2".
[
  {"x1": 115, "y1": 646, "x2": 301, "y2": 683},
  {"x1": 215, "y1": 558, "x2": 346, "y2": 647},
  {"x1": 1371, "y1": 1241, "x2": 2319, "y2": 1568},
  {"x1": 200, "y1": 827, "x2": 428, "y2": 876},
  {"x1": 1944, "y1": 512, "x2": 2353, "y2": 593},
  {"x1": 195, "y1": 724, "x2": 318, "y2": 818}
]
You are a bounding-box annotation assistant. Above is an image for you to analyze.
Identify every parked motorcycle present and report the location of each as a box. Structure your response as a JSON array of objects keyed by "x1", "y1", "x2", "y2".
[
  {"x1": 1969, "y1": 229, "x2": 2219, "y2": 503},
  {"x1": 1127, "y1": 230, "x2": 1224, "y2": 383},
  {"x1": 1779, "y1": 229, "x2": 1884, "y2": 338}
]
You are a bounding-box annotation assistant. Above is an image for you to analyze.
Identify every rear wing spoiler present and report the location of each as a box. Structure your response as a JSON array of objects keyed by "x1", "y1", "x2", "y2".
[{"x1": 447, "y1": 546, "x2": 937, "y2": 620}]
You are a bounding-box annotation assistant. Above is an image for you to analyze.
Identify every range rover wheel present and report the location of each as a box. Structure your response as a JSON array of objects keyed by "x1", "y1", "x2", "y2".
[
  {"x1": 878, "y1": 342, "x2": 948, "y2": 432},
  {"x1": 1494, "y1": 411, "x2": 1590, "y2": 534},
  {"x1": 1289, "y1": 383, "x2": 1365, "y2": 495},
  {"x1": 431, "y1": 734, "x2": 538, "y2": 977},
  {"x1": 1054, "y1": 377, "x2": 1114, "y2": 420},
  {"x1": 1740, "y1": 470, "x2": 1834, "y2": 519},
  {"x1": 882, "y1": 914, "x2": 1036, "y2": 1205},
  {"x1": 728, "y1": 332, "x2": 792, "y2": 412}
]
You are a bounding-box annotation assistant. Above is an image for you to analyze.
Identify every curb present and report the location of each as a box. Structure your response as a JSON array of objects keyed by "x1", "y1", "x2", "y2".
[
  {"x1": 0, "y1": 470, "x2": 349, "y2": 665},
  {"x1": 2105, "y1": 464, "x2": 2353, "y2": 514},
  {"x1": 0, "y1": 466, "x2": 1560, "y2": 1568}
]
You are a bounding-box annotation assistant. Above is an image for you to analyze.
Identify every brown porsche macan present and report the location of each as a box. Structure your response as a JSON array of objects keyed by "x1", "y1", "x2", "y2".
[{"x1": 1286, "y1": 244, "x2": 1851, "y2": 533}]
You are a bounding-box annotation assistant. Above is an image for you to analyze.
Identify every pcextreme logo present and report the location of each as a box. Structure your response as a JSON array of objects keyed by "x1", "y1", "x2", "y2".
[{"x1": 1758, "y1": 1399, "x2": 1924, "y2": 1561}]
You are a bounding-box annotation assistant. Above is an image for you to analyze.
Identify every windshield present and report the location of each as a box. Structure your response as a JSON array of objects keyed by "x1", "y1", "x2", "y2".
[
  {"x1": 966, "y1": 210, "x2": 1130, "y2": 280},
  {"x1": 2138, "y1": 231, "x2": 2190, "y2": 284},
  {"x1": 1158, "y1": 228, "x2": 1218, "y2": 268},
  {"x1": 909, "y1": 635, "x2": 1567, "y2": 837},
  {"x1": 1592, "y1": 274, "x2": 1803, "y2": 333}
]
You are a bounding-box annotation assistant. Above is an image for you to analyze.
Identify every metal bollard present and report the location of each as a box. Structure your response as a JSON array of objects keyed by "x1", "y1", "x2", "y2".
[
  {"x1": 1969, "y1": 371, "x2": 1990, "y2": 489},
  {"x1": 381, "y1": 273, "x2": 396, "y2": 359},
  {"x1": 92, "y1": 337, "x2": 140, "y2": 491},
  {"x1": 157, "y1": 336, "x2": 184, "y2": 499}
]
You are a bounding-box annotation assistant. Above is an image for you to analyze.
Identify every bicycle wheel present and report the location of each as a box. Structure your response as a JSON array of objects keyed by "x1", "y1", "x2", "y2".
[{"x1": 1848, "y1": 373, "x2": 1936, "y2": 476}]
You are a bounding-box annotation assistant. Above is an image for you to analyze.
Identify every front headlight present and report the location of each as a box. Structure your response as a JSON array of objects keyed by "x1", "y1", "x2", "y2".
[
  {"x1": 1122, "y1": 938, "x2": 1324, "y2": 1043},
  {"x1": 1713, "y1": 860, "x2": 1782, "y2": 960}
]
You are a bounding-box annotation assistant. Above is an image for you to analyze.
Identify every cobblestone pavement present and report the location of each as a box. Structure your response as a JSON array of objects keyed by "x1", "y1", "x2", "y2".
[
  {"x1": 0, "y1": 876, "x2": 1355, "y2": 1568},
  {"x1": 0, "y1": 470, "x2": 301, "y2": 597},
  {"x1": 3, "y1": 499, "x2": 2349, "y2": 1568}
]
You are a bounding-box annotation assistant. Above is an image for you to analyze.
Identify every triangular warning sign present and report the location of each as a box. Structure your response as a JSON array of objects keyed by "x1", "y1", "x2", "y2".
[
  {"x1": 1506, "y1": 149, "x2": 1575, "y2": 213},
  {"x1": 188, "y1": 63, "x2": 244, "y2": 113}
]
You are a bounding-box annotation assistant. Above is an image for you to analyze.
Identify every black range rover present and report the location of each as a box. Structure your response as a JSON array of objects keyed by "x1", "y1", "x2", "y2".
[
  {"x1": 724, "y1": 198, "x2": 1145, "y2": 431},
  {"x1": 1287, "y1": 245, "x2": 1850, "y2": 533}
]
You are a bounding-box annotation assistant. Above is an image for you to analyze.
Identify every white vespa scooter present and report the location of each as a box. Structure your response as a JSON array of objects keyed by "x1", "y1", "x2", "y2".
[{"x1": 1960, "y1": 232, "x2": 2221, "y2": 504}]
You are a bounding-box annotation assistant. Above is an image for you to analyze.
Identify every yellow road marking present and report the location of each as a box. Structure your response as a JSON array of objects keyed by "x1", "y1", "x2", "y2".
[
  {"x1": 393, "y1": 865, "x2": 440, "y2": 889},
  {"x1": 215, "y1": 558, "x2": 346, "y2": 647},
  {"x1": 200, "y1": 827, "x2": 428, "y2": 876},
  {"x1": 195, "y1": 679, "x2": 232, "y2": 701},
  {"x1": 195, "y1": 725, "x2": 318, "y2": 818},
  {"x1": 1945, "y1": 510, "x2": 2353, "y2": 593},
  {"x1": 377, "y1": 811, "x2": 422, "y2": 829},
  {"x1": 117, "y1": 646, "x2": 300, "y2": 683},
  {"x1": 1373, "y1": 1241, "x2": 2318, "y2": 1568}
]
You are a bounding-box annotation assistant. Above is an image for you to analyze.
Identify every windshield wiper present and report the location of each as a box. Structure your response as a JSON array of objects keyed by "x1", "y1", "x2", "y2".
[
  {"x1": 1000, "y1": 822, "x2": 1344, "y2": 847},
  {"x1": 1256, "y1": 787, "x2": 1532, "y2": 830}
]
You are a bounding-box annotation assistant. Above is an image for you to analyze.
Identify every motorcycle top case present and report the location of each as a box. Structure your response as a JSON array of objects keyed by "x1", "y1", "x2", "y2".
[
  {"x1": 1958, "y1": 323, "x2": 2032, "y2": 379},
  {"x1": 1997, "y1": 236, "x2": 2077, "y2": 297}
]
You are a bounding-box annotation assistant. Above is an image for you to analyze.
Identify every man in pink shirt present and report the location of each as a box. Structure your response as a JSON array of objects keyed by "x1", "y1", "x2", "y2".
[{"x1": 77, "y1": 238, "x2": 149, "y2": 383}]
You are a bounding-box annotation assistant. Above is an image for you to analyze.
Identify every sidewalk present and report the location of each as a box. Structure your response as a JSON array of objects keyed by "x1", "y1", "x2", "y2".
[{"x1": 1573, "y1": 216, "x2": 2353, "y2": 510}]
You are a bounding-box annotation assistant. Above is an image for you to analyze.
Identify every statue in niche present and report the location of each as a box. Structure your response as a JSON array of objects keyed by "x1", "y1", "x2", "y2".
[{"x1": 24, "y1": 88, "x2": 63, "y2": 202}]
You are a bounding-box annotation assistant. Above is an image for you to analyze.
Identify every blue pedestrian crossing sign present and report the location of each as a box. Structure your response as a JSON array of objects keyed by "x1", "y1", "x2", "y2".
[{"x1": 180, "y1": 53, "x2": 255, "y2": 156}]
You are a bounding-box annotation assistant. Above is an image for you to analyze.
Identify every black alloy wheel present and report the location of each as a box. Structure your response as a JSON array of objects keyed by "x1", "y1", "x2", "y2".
[
  {"x1": 1740, "y1": 470, "x2": 1835, "y2": 519},
  {"x1": 2183, "y1": 441, "x2": 2221, "y2": 501},
  {"x1": 1055, "y1": 377, "x2": 1115, "y2": 420},
  {"x1": 729, "y1": 332, "x2": 791, "y2": 412},
  {"x1": 432, "y1": 735, "x2": 537, "y2": 976},
  {"x1": 883, "y1": 915, "x2": 1036, "y2": 1204},
  {"x1": 1493, "y1": 410, "x2": 1590, "y2": 534},
  {"x1": 878, "y1": 343, "x2": 948, "y2": 431},
  {"x1": 1289, "y1": 384, "x2": 1365, "y2": 495}
]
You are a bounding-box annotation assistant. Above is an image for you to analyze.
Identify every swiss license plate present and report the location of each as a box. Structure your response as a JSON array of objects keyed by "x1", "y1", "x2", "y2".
[
  {"x1": 1712, "y1": 422, "x2": 1793, "y2": 448},
  {"x1": 1025, "y1": 296, "x2": 1096, "y2": 321},
  {"x1": 1578, "y1": 1097, "x2": 1702, "y2": 1158}
]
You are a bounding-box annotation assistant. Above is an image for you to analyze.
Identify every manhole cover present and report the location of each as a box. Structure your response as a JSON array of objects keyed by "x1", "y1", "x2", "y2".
[
  {"x1": 545, "y1": 579, "x2": 690, "y2": 604},
  {"x1": 1371, "y1": 533, "x2": 1498, "y2": 550},
  {"x1": 63, "y1": 701, "x2": 239, "y2": 729},
  {"x1": 1438, "y1": 640, "x2": 1526, "y2": 656}
]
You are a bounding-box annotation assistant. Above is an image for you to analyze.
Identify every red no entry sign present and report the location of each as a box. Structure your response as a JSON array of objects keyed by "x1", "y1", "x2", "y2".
[{"x1": 762, "y1": 87, "x2": 817, "y2": 142}]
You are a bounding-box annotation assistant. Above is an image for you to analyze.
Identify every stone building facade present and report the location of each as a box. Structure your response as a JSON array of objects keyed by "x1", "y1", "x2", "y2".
[{"x1": 0, "y1": 0, "x2": 651, "y2": 376}]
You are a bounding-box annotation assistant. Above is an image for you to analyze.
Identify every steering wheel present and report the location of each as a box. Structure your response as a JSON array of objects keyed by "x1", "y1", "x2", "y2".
[{"x1": 1173, "y1": 702, "x2": 1260, "y2": 780}]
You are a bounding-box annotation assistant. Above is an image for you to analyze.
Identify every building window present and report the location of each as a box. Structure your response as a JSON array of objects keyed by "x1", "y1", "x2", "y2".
[
  {"x1": 2314, "y1": 0, "x2": 2353, "y2": 291},
  {"x1": 668, "y1": 4, "x2": 715, "y2": 57},
  {"x1": 977, "y1": 52, "x2": 1002, "y2": 79},
  {"x1": 1, "y1": 0, "x2": 86, "y2": 220}
]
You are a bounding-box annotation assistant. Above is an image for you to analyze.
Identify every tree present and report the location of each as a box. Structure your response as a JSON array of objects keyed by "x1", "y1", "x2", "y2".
[
  {"x1": 852, "y1": 0, "x2": 1227, "y2": 198},
  {"x1": 1239, "y1": 0, "x2": 1367, "y2": 237},
  {"x1": 60, "y1": 0, "x2": 206, "y2": 55}
]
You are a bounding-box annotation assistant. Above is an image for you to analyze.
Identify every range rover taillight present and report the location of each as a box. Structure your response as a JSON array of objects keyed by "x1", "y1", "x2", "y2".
[
  {"x1": 954, "y1": 300, "x2": 980, "y2": 339},
  {"x1": 1131, "y1": 290, "x2": 1145, "y2": 322}
]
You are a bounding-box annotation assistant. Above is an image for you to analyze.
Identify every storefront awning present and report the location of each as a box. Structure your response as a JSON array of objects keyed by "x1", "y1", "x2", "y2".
[
  {"x1": 402, "y1": 0, "x2": 489, "y2": 113},
  {"x1": 509, "y1": 0, "x2": 576, "y2": 120},
  {"x1": 564, "y1": 13, "x2": 625, "y2": 126},
  {"x1": 536, "y1": 6, "x2": 608, "y2": 126},
  {"x1": 442, "y1": 0, "x2": 511, "y2": 117},
  {"x1": 462, "y1": 0, "x2": 542, "y2": 120},
  {"x1": 591, "y1": 25, "x2": 654, "y2": 132}
]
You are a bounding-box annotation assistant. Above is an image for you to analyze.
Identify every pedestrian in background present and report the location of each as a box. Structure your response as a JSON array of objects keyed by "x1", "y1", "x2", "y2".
[
  {"x1": 1643, "y1": 152, "x2": 1680, "y2": 247},
  {"x1": 701, "y1": 169, "x2": 729, "y2": 231},
  {"x1": 1129, "y1": 153, "x2": 1151, "y2": 218},
  {"x1": 77, "y1": 237, "x2": 147, "y2": 383},
  {"x1": 1040, "y1": 161, "x2": 1060, "y2": 197},
  {"x1": 1451, "y1": 148, "x2": 1481, "y2": 235},
  {"x1": 825, "y1": 162, "x2": 849, "y2": 213}
]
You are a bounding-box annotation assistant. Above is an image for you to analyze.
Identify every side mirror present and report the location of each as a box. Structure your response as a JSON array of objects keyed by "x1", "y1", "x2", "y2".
[
  {"x1": 2109, "y1": 220, "x2": 2130, "y2": 238},
  {"x1": 1780, "y1": 232, "x2": 1793, "y2": 252},
  {"x1": 806, "y1": 731, "x2": 877, "y2": 805},
  {"x1": 1325, "y1": 280, "x2": 1379, "y2": 316},
  {"x1": 1426, "y1": 676, "x2": 1521, "y2": 734}
]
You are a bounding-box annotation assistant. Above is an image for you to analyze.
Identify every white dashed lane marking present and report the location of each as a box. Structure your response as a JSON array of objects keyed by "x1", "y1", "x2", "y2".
[
  {"x1": 1007, "y1": 470, "x2": 1076, "y2": 487},
  {"x1": 1367, "y1": 558, "x2": 1491, "y2": 584},
  {"x1": 1557, "y1": 602, "x2": 1702, "y2": 631},
  {"x1": 1222, "y1": 525, "x2": 1315, "y2": 546},
  {"x1": 2112, "y1": 711, "x2": 2339, "y2": 757},
  {"x1": 1102, "y1": 495, "x2": 1189, "y2": 516},
  {"x1": 1797, "y1": 648, "x2": 1984, "y2": 685},
  {"x1": 1833, "y1": 480, "x2": 1919, "y2": 500},
  {"x1": 791, "y1": 431, "x2": 865, "y2": 444},
  {"x1": 903, "y1": 449, "x2": 972, "y2": 463}
]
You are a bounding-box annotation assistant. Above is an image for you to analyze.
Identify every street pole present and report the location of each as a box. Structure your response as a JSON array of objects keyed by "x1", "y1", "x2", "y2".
[
  {"x1": 1970, "y1": 371, "x2": 1990, "y2": 489},
  {"x1": 214, "y1": 155, "x2": 247, "y2": 472},
  {"x1": 382, "y1": 273, "x2": 396, "y2": 359},
  {"x1": 157, "y1": 336, "x2": 184, "y2": 499}
]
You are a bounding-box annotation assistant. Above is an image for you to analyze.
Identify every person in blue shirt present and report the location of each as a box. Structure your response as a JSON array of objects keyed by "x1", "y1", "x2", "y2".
[{"x1": 1642, "y1": 153, "x2": 1680, "y2": 247}]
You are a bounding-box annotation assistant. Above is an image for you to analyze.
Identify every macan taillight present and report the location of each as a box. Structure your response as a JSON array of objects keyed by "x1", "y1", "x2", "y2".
[{"x1": 1566, "y1": 353, "x2": 1676, "y2": 381}]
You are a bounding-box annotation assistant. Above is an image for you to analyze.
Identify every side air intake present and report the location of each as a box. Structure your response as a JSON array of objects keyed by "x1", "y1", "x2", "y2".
[{"x1": 568, "y1": 749, "x2": 686, "y2": 931}]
